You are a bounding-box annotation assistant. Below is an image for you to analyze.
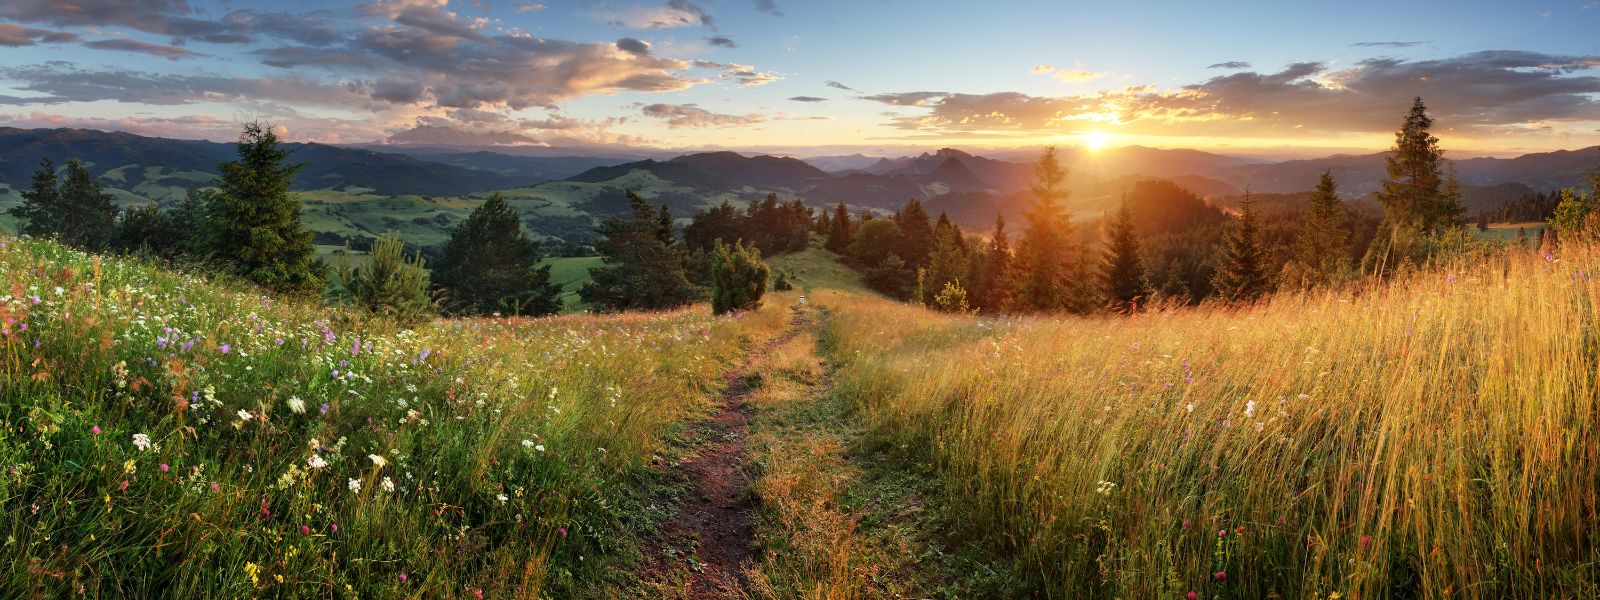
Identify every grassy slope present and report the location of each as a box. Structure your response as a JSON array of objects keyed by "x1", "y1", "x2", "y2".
[
  {"x1": 537, "y1": 256, "x2": 605, "y2": 312},
  {"x1": 814, "y1": 246, "x2": 1600, "y2": 598},
  {"x1": 0, "y1": 235, "x2": 793, "y2": 597}
]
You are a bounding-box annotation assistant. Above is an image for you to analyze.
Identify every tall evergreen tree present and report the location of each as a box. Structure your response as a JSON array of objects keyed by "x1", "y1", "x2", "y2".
[
  {"x1": 432, "y1": 193, "x2": 561, "y2": 316},
  {"x1": 10, "y1": 157, "x2": 61, "y2": 239},
  {"x1": 1099, "y1": 197, "x2": 1150, "y2": 313},
  {"x1": 920, "y1": 225, "x2": 970, "y2": 305},
  {"x1": 1212, "y1": 194, "x2": 1272, "y2": 303},
  {"x1": 825, "y1": 202, "x2": 852, "y2": 252},
  {"x1": 895, "y1": 198, "x2": 934, "y2": 267},
  {"x1": 1289, "y1": 170, "x2": 1350, "y2": 288},
  {"x1": 581, "y1": 190, "x2": 701, "y2": 311},
  {"x1": 973, "y1": 214, "x2": 1012, "y2": 312},
  {"x1": 1013, "y1": 146, "x2": 1083, "y2": 312},
  {"x1": 206, "y1": 122, "x2": 326, "y2": 297},
  {"x1": 1366, "y1": 97, "x2": 1456, "y2": 272}
]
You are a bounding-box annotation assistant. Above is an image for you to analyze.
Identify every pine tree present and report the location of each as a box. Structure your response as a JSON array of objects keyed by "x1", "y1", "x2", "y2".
[
  {"x1": 10, "y1": 157, "x2": 61, "y2": 239},
  {"x1": 337, "y1": 232, "x2": 437, "y2": 326},
  {"x1": 1099, "y1": 197, "x2": 1150, "y2": 313},
  {"x1": 921, "y1": 225, "x2": 970, "y2": 305},
  {"x1": 581, "y1": 190, "x2": 701, "y2": 311},
  {"x1": 432, "y1": 193, "x2": 561, "y2": 316},
  {"x1": 1366, "y1": 97, "x2": 1448, "y2": 273},
  {"x1": 895, "y1": 198, "x2": 934, "y2": 267},
  {"x1": 206, "y1": 122, "x2": 327, "y2": 297},
  {"x1": 1289, "y1": 171, "x2": 1350, "y2": 288},
  {"x1": 825, "y1": 202, "x2": 852, "y2": 252},
  {"x1": 710, "y1": 239, "x2": 770, "y2": 314},
  {"x1": 1013, "y1": 146, "x2": 1082, "y2": 312},
  {"x1": 974, "y1": 214, "x2": 1012, "y2": 311},
  {"x1": 1212, "y1": 194, "x2": 1272, "y2": 303}
]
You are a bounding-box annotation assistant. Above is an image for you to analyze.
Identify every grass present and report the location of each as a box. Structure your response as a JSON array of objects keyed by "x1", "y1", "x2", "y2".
[
  {"x1": 537, "y1": 256, "x2": 605, "y2": 312},
  {"x1": 0, "y1": 234, "x2": 791, "y2": 597},
  {"x1": 766, "y1": 246, "x2": 870, "y2": 296},
  {"x1": 813, "y1": 245, "x2": 1600, "y2": 598}
]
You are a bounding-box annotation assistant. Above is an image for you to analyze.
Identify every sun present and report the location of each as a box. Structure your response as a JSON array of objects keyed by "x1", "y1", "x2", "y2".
[{"x1": 1081, "y1": 131, "x2": 1111, "y2": 152}]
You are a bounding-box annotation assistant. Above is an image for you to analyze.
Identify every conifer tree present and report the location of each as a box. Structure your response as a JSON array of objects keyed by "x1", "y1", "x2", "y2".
[
  {"x1": 581, "y1": 190, "x2": 701, "y2": 311},
  {"x1": 1366, "y1": 97, "x2": 1452, "y2": 273},
  {"x1": 710, "y1": 239, "x2": 770, "y2": 314},
  {"x1": 337, "y1": 232, "x2": 437, "y2": 326},
  {"x1": 432, "y1": 193, "x2": 561, "y2": 316},
  {"x1": 895, "y1": 198, "x2": 934, "y2": 267},
  {"x1": 1013, "y1": 146, "x2": 1082, "y2": 312},
  {"x1": 1212, "y1": 194, "x2": 1272, "y2": 303},
  {"x1": 825, "y1": 202, "x2": 852, "y2": 252},
  {"x1": 1289, "y1": 171, "x2": 1350, "y2": 288},
  {"x1": 10, "y1": 157, "x2": 61, "y2": 239},
  {"x1": 1099, "y1": 197, "x2": 1150, "y2": 313},
  {"x1": 974, "y1": 214, "x2": 1012, "y2": 311},
  {"x1": 921, "y1": 225, "x2": 970, "y2": 305},
  {"x1": 206, "y1": 122, "x2": 326, "y2": 297}
]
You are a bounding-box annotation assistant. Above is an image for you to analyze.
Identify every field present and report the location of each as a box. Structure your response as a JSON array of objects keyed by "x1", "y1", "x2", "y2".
[{"x1": 4, "y1": 231, "x2": 1597, "y2": 597}]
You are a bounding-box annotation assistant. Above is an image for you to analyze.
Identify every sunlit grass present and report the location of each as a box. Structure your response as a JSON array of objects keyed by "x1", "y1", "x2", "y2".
[
  {"x1": 0, "y1": 234, "x2": 789, "y2": 596},
  {"x1": 816, "y1": 246, "x2": 1600, "y2": 598}
]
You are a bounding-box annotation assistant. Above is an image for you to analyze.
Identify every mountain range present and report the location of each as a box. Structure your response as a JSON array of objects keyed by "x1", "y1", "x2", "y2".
[{"x1": 0, "y1": 127, "x2": 1593, "y2": 247}]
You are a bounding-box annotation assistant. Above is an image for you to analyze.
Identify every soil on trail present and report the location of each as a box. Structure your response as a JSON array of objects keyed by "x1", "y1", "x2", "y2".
[{"x1": 646, "y1": 311, "x2": 806, "y2": 598}]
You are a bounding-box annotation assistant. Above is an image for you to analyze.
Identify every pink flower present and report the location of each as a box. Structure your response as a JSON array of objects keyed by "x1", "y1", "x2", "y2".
[
  {"x1": 1213, "y1": 571, "x2": 1226, "y2": 582},
  {"x1": 1181, "y1": 519, "x2": 1191, "y2": 529},
  {"x1": 91, "y1": 426, "x2": 101, "y2": 435},
  {"x1": 160, "y1": 463, "x2": 169, "y2": 472},
  {"x1": 474, "y1": 590, "x2": 484, "y2": 599},
  {"x1": 1218, "y1": 529, "x2": 1227, "y2": 538},
  {"x1": 330, "y1": 523, "x2": 339, "y2": 533},
  {"x1": 558, "y1": 527, "x2": 567, "y2": 539},
  {"x1": 1360, "y1": 535, "x2": 1372, "y2": 548},
  {"x1": 399, "y1": 573, "x2": 408, "y2": 582},
  {"x1": 211, "y1": 482, "x2": 220, "y2": 492},
  {"x1": 1187, "y1": 593, "x2": 1197, "y2": 600},
  {"x1": 301, "y1": 525, "x2": 311, "y2": 535}
]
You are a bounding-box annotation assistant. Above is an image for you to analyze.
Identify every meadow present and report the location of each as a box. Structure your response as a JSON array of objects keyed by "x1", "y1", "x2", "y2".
[
  {"x1": 0, "y1": 233, "x2": 792, "y2": 597},
  {"x1": 812, "y1": 245, "x2": 1600, "y2": 598}
]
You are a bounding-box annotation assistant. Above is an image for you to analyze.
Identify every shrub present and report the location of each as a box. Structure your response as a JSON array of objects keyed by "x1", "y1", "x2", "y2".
[
  {"x1": 335, "y1": 232, "x2": 437, "y2": 326},
  {"x1": 711, "y1": 239, "x2": 770, "y2": 314}
]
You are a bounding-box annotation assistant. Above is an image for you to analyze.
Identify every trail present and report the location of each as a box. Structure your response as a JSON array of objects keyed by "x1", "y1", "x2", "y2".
[{"x1": 646, "y1": 308, "x2": 808, "y2": 598}]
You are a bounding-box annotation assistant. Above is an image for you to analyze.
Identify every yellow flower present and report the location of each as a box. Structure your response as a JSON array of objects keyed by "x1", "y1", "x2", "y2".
[{"x1": 244, "y1": 562, "x2": 260, "y2": 586}]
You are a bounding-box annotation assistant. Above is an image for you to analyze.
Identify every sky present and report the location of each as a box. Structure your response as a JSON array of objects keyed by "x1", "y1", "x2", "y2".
[{"x1": 1, "y1": 0, "x2": 1599, "y2": 158}]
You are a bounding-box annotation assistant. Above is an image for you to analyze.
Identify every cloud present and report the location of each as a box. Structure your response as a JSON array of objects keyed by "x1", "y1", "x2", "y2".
[
  {"x1": 0, "y1": 0, "x2": 235, "y2": 43},
  {"x1": 721, "y1": 66, "x2": 782, "y2": 86},
  {"x1": 789, "y1": 96, "x2": 826, "y2": 102},
  {"x1": 0, "y1": 63, "x2": 371, "y2": 108},
  {"x1": 1207, "y1": 61, "x2": 1250, "y2": 69},
  {"x1": 861, "y1": 52, "x2": 1600, "y2": 139},
  {"x1": 1352, "y1": 41, "x2": 1426, "y2": 48},
  {"x1": 755, "y1": 0, "x2": 783, "y2": 16},
  {"x1": 512, "y1": 2, "x2": 547, "y2": 12},
  {"x1": 1053, "y1": 68, "x2": 1107, "y2": 83},
  {"x1": 825, "y1": 80, "x2": 857, "y2": 92},
  {"x1": 640, "y1": 103, "x2": 763, "y2": 127},
  {"x1": 616, "y1": 36, "x2": 651, "y2": 56},
  {"x1": 0, "y1": 23, "x2": 77, "y2": 47},
  {"x1": 83, "y1": 38, "x2": 198, "y2": 61},
  {"x1": 1031, "y1": 64, "x2": 1054, "y2": 74},
  {"x1": 706, "y1": 35, "x2": 737, "y2": 47},
  {"x1": 607, "y1": 0, "x2": 715, "y2": 29}
]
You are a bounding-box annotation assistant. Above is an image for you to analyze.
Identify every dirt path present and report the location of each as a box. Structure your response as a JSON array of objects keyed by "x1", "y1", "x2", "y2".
[{"x1": 645, "y1": 310, "x2": 807, "y2": 598}]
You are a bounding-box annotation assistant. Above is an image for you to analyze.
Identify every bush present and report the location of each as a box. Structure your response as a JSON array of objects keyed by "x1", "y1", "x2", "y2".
[
  {"x1": 335, "y1": 232, "x2": 437, "y2": 326},
  {"x1": 711, "y1": 239, "x2": 770, "y2": 315},
  {"x1": 773, "y1": 269, "x2": 794, "y2": 291}
]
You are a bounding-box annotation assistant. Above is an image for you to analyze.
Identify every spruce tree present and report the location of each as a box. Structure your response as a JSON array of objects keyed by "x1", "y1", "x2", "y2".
[
  {"x1": 825, "y1": 202, "x2": 852, "y2": 252},
  {"x1": 1289, "y1": 170, "x2": 1350, "y2": 288},
  {"x1": 1366, "y1": 97, "x2": 1450, "y2": 273},
  {"x1": 10, "y1": 157, "x2": 61, "y2": 239},
  {"x1": 1212, "y1": 194, "x2": 1272, "y2": 303},
  {"x1": 432, "y1": 193, "x2": 561, "y2": 316},
  {"x1": 974, "y1": 214, "x2": 1012, "y2": 312},
  {"x1": 337, "y1": 232, "x2": 437, "y2": 326},
  {"x1": 710, "y1": 239, "x2": 770, "y2": 314},
  {"x1": 1013, "y1": 146, "x2": 1081, "y2": 312},
  {"x1": 895, "y1": 198, "x2": 934, "y2": 267},
  {"x1": 56, "y1": 159, "x2": 119, "y2": 250},
  {"x1": 1099, "y1": 197, "x2": 1150, "y2": 313},
  {"x1": 921, "y1": 226, "x2": 970, "y2": 305},
  {"x1": 206, "y1": 122, "x2": 326, "y2": 297},
  {"x1": 581, "y1": 190, "x2": 701, "y2": 311}
]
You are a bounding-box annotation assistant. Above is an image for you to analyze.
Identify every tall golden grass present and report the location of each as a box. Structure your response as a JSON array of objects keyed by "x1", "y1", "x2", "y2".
[{"x1": 818, "y1": 246, "x2": 1599, "y2": 598}]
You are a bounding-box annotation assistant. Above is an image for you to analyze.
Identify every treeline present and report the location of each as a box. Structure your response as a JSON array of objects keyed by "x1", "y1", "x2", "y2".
[
  {"x1": 7, "y1": 122, "x2": 564, "y2": 325},
  {"x1": 816, "y1": 97, "x2": 1509, "y2": 313}
]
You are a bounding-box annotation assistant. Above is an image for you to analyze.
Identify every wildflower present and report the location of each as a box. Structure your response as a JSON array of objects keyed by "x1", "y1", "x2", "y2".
[
  {"x1": 497, "y1": 493, "x2": 509, "y2": 504},
  {"x1": 301, "y1": 525, "x2": 311, "y2": 535},
  {"x1": 1214, "y1": 571, "x2": 1226, "y2": 582},
  {"x1": 160, "y1": 463, "x2": 169, "y2": 472},
  {"x1": 1094, "y1": 480, "x2": 1116, "y2": 496},
  {"x1": 399, "y1": 573, "x2": 408, "y2": 582},
  {"x1": 320, "y1": 403, "x2": 330, "y2": 415},
  {"x1": 521, "y1": 439, "x2": 535, "y2": 448},
  {"x1": 1187, "y1": 593, "x2": 1197, "y2": 600},
  {"x1": 287, "y1": 397, "x2": 306, "y2": 414},
  {"x1": 347, "y1": 478, "x2": 362, "y2": 492},
  {"x1": 211, "y1": 482, "x2": 221, "y2": 492},
  {"x1": 330, "y1": 523, "x2": 338, "y2": 533},
  {"x1": 1360, "y1": 535, "x2": 1372, "y2": 548},
  {"x1": 558, "y1": 527, "x2": 567, "y2": 538},
  {"x1": 368, "y1": 454, "x2": 387, "y2": 468},
  {"x1": 1185, "y1": 403, "x2": 1195, "y2": 413},
  {"x1": 219, "y1": 343, "x2": 231, "y2": 354},
  {"x1": 535, "y1": 444, "x2": 545, "y2": 453},
  {"x1": 307, "y1": 455, "x2": 328, "y2": 470},
  {"x1": 475, "y1": 589, "x2": 484, "y2": 599},
  {"x1": 1181, "y1": 519, "x2": 1192, "y2": 529},
  {"x1": 1244, "y1": 400, "x2": 1257, "y2": 418},
  {"x1": 1219, "y1": 529, "x2": 1227, "y2": 537},
  {"x1": 381, "y1": 477, "x2": 395, "y2": 492},
  {"x1": 92, "y1": 425, "x2": 101, "y2": 435},
  {"x1": 132, "y1": 433, "x2": 153, "y2": 452},
  {"x1": 237, "y1": 409, "x2": 253, "y2": 422},
  {"x1": 244, "y1": 562, "x2": 260, "y2": 586}
]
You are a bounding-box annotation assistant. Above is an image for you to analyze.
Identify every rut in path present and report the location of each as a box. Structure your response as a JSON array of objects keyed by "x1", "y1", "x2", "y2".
[{"x1": 652, "y1": 309, "x2": 808, "y2": 599}]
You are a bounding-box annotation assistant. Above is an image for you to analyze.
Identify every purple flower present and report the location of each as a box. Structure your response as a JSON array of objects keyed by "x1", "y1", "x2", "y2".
[
  {"x1": 320, "y1": 403, "x2": 330, "y2": 415},
  {"x1": 351, "y1": 339, "x2": 361, "y2": 357},
  {"x1": 219, "y1": 343, "x2": 231, "y2": 354}
]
